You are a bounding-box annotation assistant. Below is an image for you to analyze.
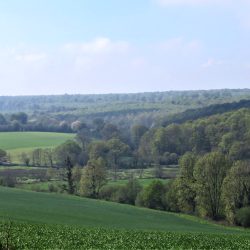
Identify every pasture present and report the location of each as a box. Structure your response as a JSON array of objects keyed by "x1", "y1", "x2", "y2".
[
  {"x1": 0, "y1": 132, "x2": 74, "y2": 150},
  {"x1": 0, "y1": 132, "x2": 74, "y2": 162}
]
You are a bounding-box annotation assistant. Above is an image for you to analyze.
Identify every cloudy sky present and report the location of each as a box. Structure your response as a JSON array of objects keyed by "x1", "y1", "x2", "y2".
[{"x1": 0, "y1": 0, "x2": 250, "y2": 95}]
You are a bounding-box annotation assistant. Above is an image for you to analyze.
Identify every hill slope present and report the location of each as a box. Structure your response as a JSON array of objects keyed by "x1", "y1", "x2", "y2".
[{"x1": 0, "y1": 187, "x2": 245, "y2": 234}]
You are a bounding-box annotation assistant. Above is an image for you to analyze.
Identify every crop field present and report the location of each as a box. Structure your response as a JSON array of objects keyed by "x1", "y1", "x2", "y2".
[
  {"x1": 0, "y1": 187, "x2": 247, "y2": 234},
  {"x1": 0, "y1": 222, "x2": 249, "y2": 250},
  {"x1": 0, "y1": 132, "x2": 75, "y2": 150},
  {"x1": 0, "y1": 187, "x2": 249, "y2": 249},
  {"x1": 0, "y1": 132, "x2": 74, "y2": 162}
]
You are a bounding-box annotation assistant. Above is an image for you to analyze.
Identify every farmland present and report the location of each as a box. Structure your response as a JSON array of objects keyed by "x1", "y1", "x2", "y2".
[
  {"x1": 0, "y1": 132, "x2": 75, "y2": 162},
  {"x1": 0, "y1": 186, "x2": 245, "y2": 233},
  {"x1": 0, "y1": 186, "x2": 249, "y2": 249},
  {"x1": 0, "y1": 222, "x2": 249, "y2": 250}
]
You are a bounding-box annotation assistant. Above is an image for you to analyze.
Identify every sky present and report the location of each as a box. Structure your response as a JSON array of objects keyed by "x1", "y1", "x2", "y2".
[{"x1": 0, "y1": 0, "x2": 250, "y2": 95}]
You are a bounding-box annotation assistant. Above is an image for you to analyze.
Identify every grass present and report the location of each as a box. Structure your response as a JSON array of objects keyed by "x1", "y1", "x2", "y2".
[
  {"x1": 0, "y1": 186, "x2": 247, "y2": 234},
  {"x1": 108, "y1": 178, "x2": 169, "y2": 187},
  {"x1": 0, "y1": 131, "x2": 74, "y2": 163},
  {"x1": 0, "y1": 132, "x2": 74, "y2": 150}
]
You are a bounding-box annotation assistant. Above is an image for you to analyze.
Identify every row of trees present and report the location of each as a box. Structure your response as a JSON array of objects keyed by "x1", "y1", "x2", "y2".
[
  {"x1": 63, "y1": 150, "x2": 249, "y2": 227},
  {"x1": 171, "y1": 152, "x2": 250, "y2": 226}
]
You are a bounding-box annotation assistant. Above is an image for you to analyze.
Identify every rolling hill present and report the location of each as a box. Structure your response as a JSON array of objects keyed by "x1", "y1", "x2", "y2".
[{"x1": 0, "y1": 186, "x2": 246, "y2": 234}]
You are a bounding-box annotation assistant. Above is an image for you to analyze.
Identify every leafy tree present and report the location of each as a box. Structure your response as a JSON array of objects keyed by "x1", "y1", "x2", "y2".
[
  {"x1": 101, "y1": 123, "x2": 120, "y2": 140},
  {"x1": 65, "y1": 156, "x2": 75, "y2": 194},
  {"x1": 10, "y1": 112, "x2": 28, "y2": 124},
  {"x1": 194, "y1": 152, "x2": 230, "y2": 220},
  {"x1": 131, "y1": 125, "x2": 148, "y2": 148},
  {"x1": 0, "y1": 149, "x2": 7, "y2": 162},
  {"x1": 136, "y1": 180, "x2": 166, "y2": 210},
  {"x1": 55, "y1": 140, "x2": 82, "y2": 167},
  {"x1": 0, "y1": 114, "x2": 6, "y2": 125},
  {"x1": 20, "y1": 152, "x2": 30, "y2": 166},
  {"x1": 164, "y1": 180, "x2": 179, "y2": 212},
  {"x1": 116, "y1": 177, "x2": 142, "y2": 205},
  {"x1": 106, "y1": 139, "x2": 130, "y2": 180},
  {"x1": 191, "y1": 123, "x2": 211, "y2": 153},
  {"x1": 222, "y1": 161, "x2": 250, "y2": 224},
  {"x1": 175, "y1": 152, "x2": 197, "y2": 213},
  {"x1": 88, "y1": 141, "x2": 109, "y2": 161},
  {"x1": 235, "y1": 207, "x2": 250, "y2": 228},
  {"x1": 80, "y1": 159, "x2": 107, "y2": 198}
]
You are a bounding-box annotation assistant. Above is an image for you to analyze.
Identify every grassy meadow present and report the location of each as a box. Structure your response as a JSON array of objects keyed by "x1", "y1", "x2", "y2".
[{"x1": 0, "y1": 132, "x2": 74, "y2": 163}]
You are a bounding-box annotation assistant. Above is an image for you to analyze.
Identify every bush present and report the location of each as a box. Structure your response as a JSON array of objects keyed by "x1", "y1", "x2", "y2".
[
  {"x1": 48, "y1": 184, "x2": 58, "y2": 193},
  {"x1": 99, "y1": 185, "x2": 120, "y2": 201},
  {"x1": 235, "y1": 207, "x2": 250, "y2": 228},
  {"x1": 136, "y1": 180, "x2": 166, "y2": 210},
  {"x1": 0, "y1": 176, "x2": 16, "y2": 188}
]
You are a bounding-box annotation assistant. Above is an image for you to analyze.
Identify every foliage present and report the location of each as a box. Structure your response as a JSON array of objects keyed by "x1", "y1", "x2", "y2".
[
  {"x1": 136, "y1": 180, "x2": 166, "y2": 210},
  {"x1": 54, "y1": 140, "x2": 82, "y2": 167},
  {"x1": 222, "y1": 161, "x2": 250, "y2": 224},
  {"x1": 175, "y1": 152, "x2": 197, "y2": 213},
  {"x1": 194, "y1": 152, "x2": 231, "y2": 219},
  {"x1": 80, "y1": 159, "x2": 107, "y2": 198},
  {"x1": 235, "y1": 207, "x2": 250, "y2": 228},
  {"x1": 0, "y1": 149, "x2": 7, "y2": 163}
]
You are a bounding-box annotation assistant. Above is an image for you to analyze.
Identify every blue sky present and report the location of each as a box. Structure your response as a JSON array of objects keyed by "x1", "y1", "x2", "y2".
[{"x1": 0, "y1": 0, "x2": 249, "y2": 95}]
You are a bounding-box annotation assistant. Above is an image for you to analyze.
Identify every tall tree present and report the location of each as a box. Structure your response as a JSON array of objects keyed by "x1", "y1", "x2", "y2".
[
  {"x1": 175, "y1": 152, "x2": 197, "y2": 213},
  {"x1": 222, "y1": 161, "x2": 250, "y2": 224},
  {"x1": 65, "y1": 156, "x2": 75, "y2": 194},
  {"x1": 80, "y1": 159, "x2": 107, "y2": 198},
  {"x1": 194, "y1": 152, "x2": 230, "y2": 219}
]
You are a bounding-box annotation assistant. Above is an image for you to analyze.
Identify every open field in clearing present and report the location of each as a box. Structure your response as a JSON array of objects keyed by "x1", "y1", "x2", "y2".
[
  {"x1": 0, "y1": 186, "x2": 247, "y2": 234},
  {"x1": 0, "y1": 132, "x2": 74, "y2": 163},
  {"x1": 0, "y1": 132, "x2": 75, "y2": 150}
]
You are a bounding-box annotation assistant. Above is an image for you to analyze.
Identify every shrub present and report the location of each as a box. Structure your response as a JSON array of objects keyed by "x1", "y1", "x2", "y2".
[
  {"x1": 235, "y1": 207, "x2": 250, "y2": 228},
  {"x1": 48, "y1": 184, "x2": 58, "y2": 193},
  {"x1": 136, "y1": 180, "x2": 166, "y2": 210},
  {"x1": 0, "y1": 176, "x2": 16, "y2": 188}
]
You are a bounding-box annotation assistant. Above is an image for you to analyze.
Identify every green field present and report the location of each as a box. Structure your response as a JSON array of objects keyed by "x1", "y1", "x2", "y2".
[
  {"x1": 0, "y1": 132, "x2": 74, "y2": 163},
  {"x1": 0, "y1": 132, "x2": 75, "y2": 150},
  {"x1": 0, "y1": 187, "x2": 249, "y2": 249},
  {"x1": 0, "y1": 186, "x2": 245, "y2": 234}
]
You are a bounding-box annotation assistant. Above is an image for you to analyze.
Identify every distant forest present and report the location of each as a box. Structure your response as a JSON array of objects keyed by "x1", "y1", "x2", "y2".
[{"x1": 0, "y1": 89, "x2": 250, "y2": 134}]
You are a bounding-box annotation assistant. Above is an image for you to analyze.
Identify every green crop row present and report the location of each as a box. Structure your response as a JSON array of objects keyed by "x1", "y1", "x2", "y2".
[{"x1": 0, "y1": 222, "x2": 249, "y2": 250}]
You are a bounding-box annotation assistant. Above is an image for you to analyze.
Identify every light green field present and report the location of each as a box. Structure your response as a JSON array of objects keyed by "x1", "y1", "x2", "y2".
[
  {"x1": 0, "y1": 132, "x2": 74, "y2": 163},
  {"x1": 0, "y1": 186, "x2": 247, "y2": 234},
  {"x1": 0, "y1": 132, "x2": 75, "y2": 150}
]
